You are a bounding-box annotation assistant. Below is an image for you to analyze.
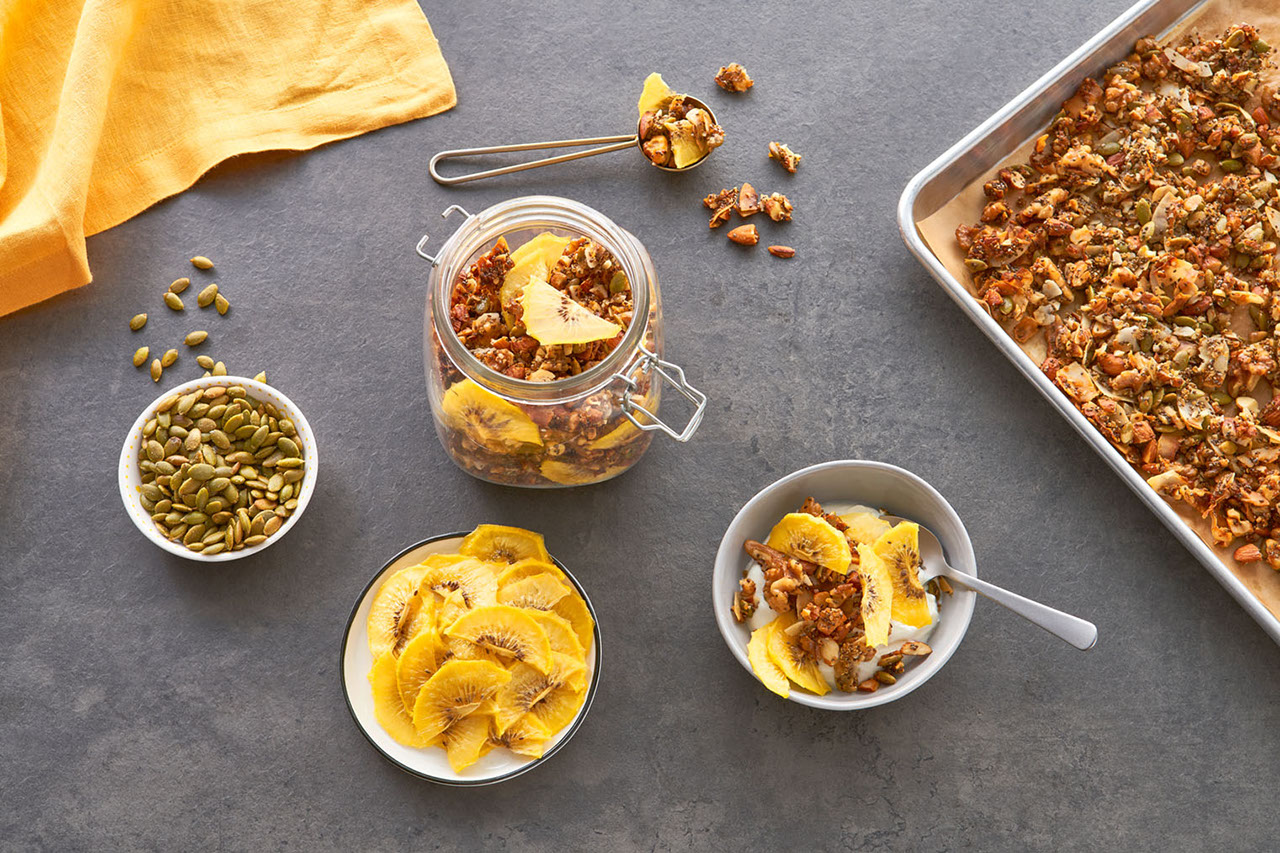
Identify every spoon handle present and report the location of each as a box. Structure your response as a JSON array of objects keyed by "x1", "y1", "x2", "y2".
[
  {"x1": 942, "y1": 568, "x2": 1098, "y2": 651},
  {"x1": 429, "y1": 135, "x2": 637, "y2": 185}
]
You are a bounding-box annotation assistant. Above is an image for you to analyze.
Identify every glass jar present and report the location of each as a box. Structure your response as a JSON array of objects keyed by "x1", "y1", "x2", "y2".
[{"x1": 420, "y1": 196, "x2": 706, "y2": 488}]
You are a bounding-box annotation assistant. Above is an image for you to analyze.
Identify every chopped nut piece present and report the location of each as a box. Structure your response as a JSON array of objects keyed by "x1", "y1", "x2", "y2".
[
  {"x1": 1235, "y1": 543, "x2": 1263, "y2": 563},
  {"x1": 898, "y1": 640, "x2": 932, "y2": 656},
  {"x1": 642, "y1": 135, "x2": 671, "y2": 167},
  {"x1": 737, "y1": 183, "x2": 761, "y2": 216},
  {"x1": 874, "y1": 671, "x2": 897, "y2": 685},
  {"x1": 727, "y1": 224, "x2": 759, "y2": 246},
  {"x1": 709, "y1": 205, "x2": 733, "y2": 229},
  {"x1": 856, "y1": 678, "x2": 880, "y2": 693},
  {"x1": 768, "y1": 141, "x2": 801, "y2": 173},
  {"x1": 768, "y1": 245, "x2": 795, "y2": 258},
  {"x1": 762, "y1": 193, "x2": 793, "y2": 222},
  {"x1": 714, "y1": 63, "x2": 753, "y2": 92}
]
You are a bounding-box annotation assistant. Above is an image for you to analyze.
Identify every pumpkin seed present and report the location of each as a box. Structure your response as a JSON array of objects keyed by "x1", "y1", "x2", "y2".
[
  {"x1": 197, "y1": 284, "x2": 219, "y2": 308},
  {"x1": 130, "y1": 313, "x2": 148, "y2": 331},
  {"x1": 263, "y1": 516, "x2": 283, "y2": 536},
  {"x1": 197, "y1": 355, "x2": 215, "y2": 369},
  {"x1": 164, "y1": 292, "x2": 185, "y2": 311},
  {"x1": 215, "y1": 294, "x2": 230, "y2": 315},
  {"x1": 170, "y1": 277, "x2": 191, "y2": 294},
  {"x1": 161, "y1": 348, "x2": 179, "y2": 368},
  {"x1": 191, "y1": 256, "x2": 214, "y2": 270},
  {"x1": 133, "y1": 346, "x2": 150, "y2": 367},
  {"x1": 150, "y1": 359, "x2": 162, "y2": 381},
  {"x1": 185, "y1": 330, "x2": 208, "y2": 346},
  {"x1": 213, "y1": 361, "x2": 227, "y2": 376},
  {"x1": 243, "y1": 535, "x2": 268, "y2": 547},
  {"x1": 187, "y1": 463, "x2": 215, "y2": 481},
  {"x1": 253, "y1": 371, "x2": 266, "y2": 383}
]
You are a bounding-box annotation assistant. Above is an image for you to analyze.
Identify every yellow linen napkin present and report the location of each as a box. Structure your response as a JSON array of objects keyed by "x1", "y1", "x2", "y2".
[{"x1": 0, "y1": 0, "x2": 456, "y2": 317}]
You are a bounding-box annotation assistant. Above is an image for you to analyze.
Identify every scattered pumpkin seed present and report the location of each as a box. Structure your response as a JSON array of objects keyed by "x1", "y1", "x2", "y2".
[
  {"x1": 196, "y1": 355, "x2": 215, "y2": 369},
  {"x1": 214, "y1": 294, "x2": 230, "y2": 315},
  {"x1": 213, "y1": 361, "x2": 227, "y2": 376},
  {"x1": 161, "y1": 348, "x2": 179, "y2": 368},
  {"x1": 170, "y1": 277, "x2": 191, "y2": 294},
  {"x1": 150, "y1": 359, "x2": 162, "y2": 381},
  {"x1": 164, "y1": 292, "x2": 185, "y2": 311},
  {"x1": 185, "y1": 330, "x2": 208, "y2": 346},
  {"x1": 197, "y1": 284, "x2": 218, "y2": 308},
  {"x1": 133, "y1": 347, "x2": 150, "y2": 367},
  {"x1": 191, "y1": 256, "x2": 214, "y2": 270},
  {"x1": 129, "y1": 313, "x2": 148, "y2": 331}
]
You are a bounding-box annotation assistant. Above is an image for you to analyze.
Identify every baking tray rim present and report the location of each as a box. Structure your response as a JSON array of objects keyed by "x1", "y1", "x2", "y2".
[{"x1": 897, "y1": 0, "x2": 1280, "y2": 645}]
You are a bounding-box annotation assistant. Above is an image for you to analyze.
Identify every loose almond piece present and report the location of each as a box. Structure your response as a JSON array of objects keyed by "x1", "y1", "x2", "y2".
[
  {"x1": 1235, "y1": 543, "x2": 1263, "y2": 563},
  {"x1": 727, "y1": 224, "x2": 759, "y2": 246},
  {"x1": 768, "y1": 245, "x2": 796, "y2": 258},
  {"x1": 737, "y1": 183, "x2": 761, "y2": 216}
]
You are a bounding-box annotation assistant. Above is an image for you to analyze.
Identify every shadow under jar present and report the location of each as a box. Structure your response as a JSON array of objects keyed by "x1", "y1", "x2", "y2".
[{"x1": 420, "y1": 196, "x2": 707, "y2": 488}]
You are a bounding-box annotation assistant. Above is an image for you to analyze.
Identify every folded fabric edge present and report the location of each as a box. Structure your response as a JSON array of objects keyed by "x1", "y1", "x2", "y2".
[{"x1": 0, "y1": 237, "x2": 91, "y2": 317}]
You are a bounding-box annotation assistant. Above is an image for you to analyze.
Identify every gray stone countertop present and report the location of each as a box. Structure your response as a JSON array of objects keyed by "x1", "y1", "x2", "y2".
[{"x1": 2, "y1": 1, "x2": 1276, "y2": 850}]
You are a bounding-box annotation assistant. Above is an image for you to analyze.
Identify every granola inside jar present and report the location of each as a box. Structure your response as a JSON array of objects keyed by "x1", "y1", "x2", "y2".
[{"x1": 421, "y1": 196, "x2": 706, "y2": 487}]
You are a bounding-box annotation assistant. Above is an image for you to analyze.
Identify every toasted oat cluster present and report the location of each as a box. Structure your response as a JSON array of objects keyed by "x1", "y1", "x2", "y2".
[{"x1": 955, "y1": 25, "x2": 1280, "y2": 567}]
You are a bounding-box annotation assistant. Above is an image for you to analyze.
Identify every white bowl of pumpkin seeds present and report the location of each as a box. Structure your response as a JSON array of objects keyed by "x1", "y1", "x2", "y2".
[{"x1": 119, "y1": 376, "x2": 318, "y2": 561}]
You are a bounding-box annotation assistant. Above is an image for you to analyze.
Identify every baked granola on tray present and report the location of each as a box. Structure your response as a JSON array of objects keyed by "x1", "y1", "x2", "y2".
[{"x1": 955, "y1": 24, "x2": 1280, "y2": 568}]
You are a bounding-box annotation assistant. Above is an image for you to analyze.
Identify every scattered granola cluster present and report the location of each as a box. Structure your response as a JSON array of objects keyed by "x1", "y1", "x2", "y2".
[
  {"x1": 715, "y1": 63, "x2": 754, "y2": 93},
  {"x1": 768, "y1": 141, "x2": 802, "y2": 173},
  {"x1": 956, "y1": 25, "x2": 1280, "y2": 566},
  {"x1": 703, "y1": 183, "x2": 794, "y2": 256}
]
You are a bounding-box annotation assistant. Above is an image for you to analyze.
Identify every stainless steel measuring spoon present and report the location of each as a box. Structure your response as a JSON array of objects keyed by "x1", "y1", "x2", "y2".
[{"x1": 429, "y1": 97, "x2": 719, "y2": 185}]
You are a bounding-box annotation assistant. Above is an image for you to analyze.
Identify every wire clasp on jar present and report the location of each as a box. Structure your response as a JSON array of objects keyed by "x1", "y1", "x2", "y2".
[
  {"x1": 613, "y1": 344, "x2": 707, "y2": 442},
  {"x1": 416, "y1": 205, "x2": 473, "y2": 266}
]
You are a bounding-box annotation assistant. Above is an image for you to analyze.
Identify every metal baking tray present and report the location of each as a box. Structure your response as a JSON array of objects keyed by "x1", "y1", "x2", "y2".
[{"x1": 898, "y1": 0, "x2": 1280, "y2": 645}]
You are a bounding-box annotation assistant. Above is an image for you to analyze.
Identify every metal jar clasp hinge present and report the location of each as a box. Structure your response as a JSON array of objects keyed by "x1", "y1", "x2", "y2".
[
  {"x1": 416, "y1": 205, "x2": 472, "y2": 266},
  {"x1": 612, "y1": 344, "x2": 707, "y2": 442}
]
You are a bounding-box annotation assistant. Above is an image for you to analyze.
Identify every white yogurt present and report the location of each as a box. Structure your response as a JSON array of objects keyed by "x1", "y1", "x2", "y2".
[{"x1": 740, "y1": 502, "x2": 939, "y2": 690}]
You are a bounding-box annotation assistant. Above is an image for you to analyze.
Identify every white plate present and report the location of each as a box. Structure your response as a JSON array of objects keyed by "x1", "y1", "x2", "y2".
[
  {"x1": 340, "y1": 534, "x2": 601, "y2": 785},
  {"x1": 713, "y1": 460, "x2": 978, "y2": 710}
]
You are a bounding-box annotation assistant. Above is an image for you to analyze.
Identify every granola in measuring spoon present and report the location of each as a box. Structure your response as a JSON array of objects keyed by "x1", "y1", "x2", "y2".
[{"x1": 955, "y1": 24, "x2": 1280, "y2": 568}]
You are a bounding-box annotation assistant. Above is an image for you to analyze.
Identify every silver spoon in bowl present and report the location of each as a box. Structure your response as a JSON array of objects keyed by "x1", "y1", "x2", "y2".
[{"x1": 884, "y1": 516, "x2": 1098, "y2": 651}]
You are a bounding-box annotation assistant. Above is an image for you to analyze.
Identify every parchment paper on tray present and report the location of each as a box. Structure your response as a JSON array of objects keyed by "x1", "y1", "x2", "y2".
[{"x1": 915, "y1": 0, "x2": 1280, "y2": 622}]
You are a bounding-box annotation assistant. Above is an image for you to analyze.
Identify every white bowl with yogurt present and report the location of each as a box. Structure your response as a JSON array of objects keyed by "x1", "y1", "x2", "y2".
[{"x1": 712, "y1": 460, "x2": 977, "y2": 710}]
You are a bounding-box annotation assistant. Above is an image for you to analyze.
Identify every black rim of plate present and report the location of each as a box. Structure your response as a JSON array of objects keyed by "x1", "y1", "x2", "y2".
[{"x1": 339, "y1": 531, "x2": 603, "y2": 787}]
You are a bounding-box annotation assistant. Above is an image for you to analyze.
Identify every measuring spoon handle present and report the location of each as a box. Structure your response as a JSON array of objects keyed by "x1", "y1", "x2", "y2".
[{"x1": 429, "y1": 135, "x2": 637, "y2": 185}]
